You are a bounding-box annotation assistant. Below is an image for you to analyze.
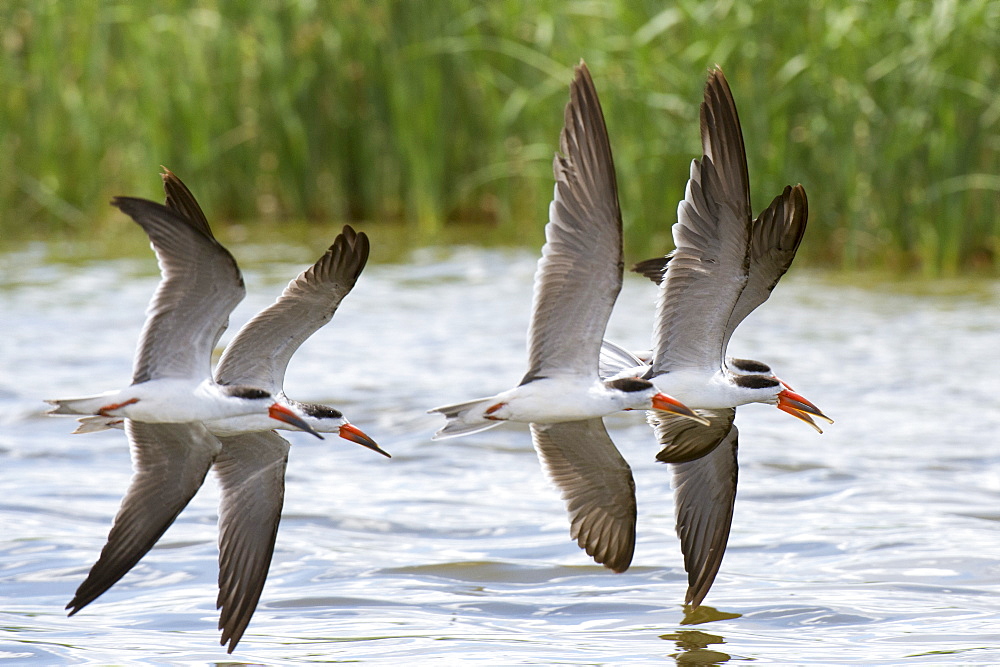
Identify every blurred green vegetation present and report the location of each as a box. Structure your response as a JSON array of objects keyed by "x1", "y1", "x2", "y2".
[{"x1": 1, "y1": 1, "x2": 998, "y2": 274}]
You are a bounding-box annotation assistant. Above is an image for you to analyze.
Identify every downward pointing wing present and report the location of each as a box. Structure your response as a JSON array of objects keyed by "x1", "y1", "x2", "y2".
[
  {"x1": 66, "y1": 422, "x2": 220, "y2": 615},
  {"x1": 664, "y1": 415, "x2": 739, "y2": 607},
  {"x1": 531, "y1": 419, "x2": 637, "y2": 572},
  {"x1": 214, "y1": 431, "x2": 290, "y2": 653}
]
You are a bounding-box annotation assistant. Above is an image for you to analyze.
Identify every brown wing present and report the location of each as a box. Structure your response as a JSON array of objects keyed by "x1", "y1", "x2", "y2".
[
  {"x1": 522, "y1": 62, "x2": 623, "y2": 383},
  {"x1": 214, "y1": 431, "x2": 290, "y2": 653},
  {"x1": 669, "y1": 423, "x2": 738, "y2": 607},
  {"x1": 161, "y1": 167, "x2": 213, "y2": 237},
  {"x1": 66, "y1": 422, "x2": 220, "y2": 615},
  {"x1": 530, "y1": 419, "x2": 636, "y2": 572},
  {"x1": 720, "y1": 184, "x2": 808, "y2": 355}
]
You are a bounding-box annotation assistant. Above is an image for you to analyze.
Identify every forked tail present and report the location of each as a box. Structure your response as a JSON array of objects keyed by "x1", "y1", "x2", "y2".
[
  {"x1": 45, "y1": 393, "x2": 119, "y2": 417},
  {"x1": 72, "y1": 416, "x2": 124, "y2": 434},
  {"x1": 427, "y1": 397, "x2": 502, "y2": 440}
]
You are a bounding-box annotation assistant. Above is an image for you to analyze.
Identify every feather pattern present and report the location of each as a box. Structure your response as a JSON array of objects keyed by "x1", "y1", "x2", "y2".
[
  {"x1": 214, "y1": 227, "x2": 369, "y2": 392},
  {"x1": 530, "y1": 419, "x2": 637, "y2": 572},
  {"x1": 649, "y1": 70, "x2": 753, "y2": 375},
  {"x1": 161, "y1": 167, "x2": 213, "y2": 237},
  {"x1": 66, "y1": 422, "x2": 221, "y2": 615},
  {"x1": 522, "y1": 63, "x2": 622, "y2": 383},
  {"x1": 214, "y1": 431, "x2": 290, "y2": 653},
  {"x1": 112, "y1": 197, "x2": 245, "y2": 384},
  {"x1": 670, "y1": 428, "x2": 738, "y2": 607}
]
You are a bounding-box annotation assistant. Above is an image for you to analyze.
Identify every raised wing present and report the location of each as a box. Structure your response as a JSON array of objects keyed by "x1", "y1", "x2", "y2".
[
  {"x1": 161, "y1": 167, "x2": 213, "y2": 237},
  {"x1": 522, "y1": 62, "x2": 623, "y2": 383},
  {"x1": 530, "y1": 419, "x2": 636, "y2": 572},
  {"x1": 635, "y1": 185, "x2": 807, "y2": 366},
  {"x1": 649, "y1": 69, "x2": 752, "y2": 375},
  {"x1": 66, "y1": 422, "x2": 221, "y2": 615},
  {"x1": 214, "y1": 431, "x2": 291, "y2": 653},
  {"x1": 215, "y1": 226, "x2": 369, "y2": 392},
  {"x1": 159, "y1": 168, "x2": 235, "y2": 353},
  {"x1": 721, "y1": 184, "x2": 808, "y2": 355},
  {"x1": 667, "y1": 417, "x2": 738, "y2": 607},
  {"x1": 112, "y1": 197, "x2": 245, "y2": 383}
]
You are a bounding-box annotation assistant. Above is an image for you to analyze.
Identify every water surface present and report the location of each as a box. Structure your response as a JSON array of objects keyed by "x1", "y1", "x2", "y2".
[{"x1": 2, "y1": 240, "x2": 999, "y2": 664}]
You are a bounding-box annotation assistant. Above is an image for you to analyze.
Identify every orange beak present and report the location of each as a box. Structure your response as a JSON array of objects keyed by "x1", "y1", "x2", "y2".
[
  {"x1": 268, "y1": 404, "x2": 323, "y2": 439},
  {"x1": 777, "y1": 389, "x2": 833, "y2": 433},
  {"x1": 651, "y1": 393, "x2": 710, "y2": 426},
  {"x1": 339, "y1": 422, "x2": 390, "y2": 458}
]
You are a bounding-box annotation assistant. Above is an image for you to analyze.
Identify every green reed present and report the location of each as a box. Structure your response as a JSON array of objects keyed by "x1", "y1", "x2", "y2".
[{"x1": 2, "y1": 0, "x2": 998, "y2": 274}]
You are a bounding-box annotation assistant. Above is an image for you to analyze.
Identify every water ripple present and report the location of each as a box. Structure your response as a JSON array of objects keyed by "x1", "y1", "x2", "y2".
[{"x1": 2, "y1": 248, "x2": 1000, "y2": 662}]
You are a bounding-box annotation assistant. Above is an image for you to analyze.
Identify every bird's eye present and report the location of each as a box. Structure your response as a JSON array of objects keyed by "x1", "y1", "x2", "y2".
[{"x1": 304, "y1": 404, "x2": 343, "y2": 419}]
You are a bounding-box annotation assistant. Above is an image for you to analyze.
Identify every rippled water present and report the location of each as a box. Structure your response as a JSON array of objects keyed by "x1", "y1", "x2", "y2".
[{"x1": 3, "y1": 240, "x2": 1000, "y2": 664}]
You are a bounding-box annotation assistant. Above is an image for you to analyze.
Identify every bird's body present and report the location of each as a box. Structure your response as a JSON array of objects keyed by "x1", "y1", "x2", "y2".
[
  {"x1": 76, "y1": 395, "x2": 379, "y2": 445},
  {"x1": 433, "y1": 375, "x2": 695, "y2": 439},
  {"x1": 52, "y1": 379, "x2": 281, "y2": 424}
]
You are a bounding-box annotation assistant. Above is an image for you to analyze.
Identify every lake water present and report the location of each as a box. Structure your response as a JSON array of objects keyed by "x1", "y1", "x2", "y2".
[{"x1": 2, "y1": 238, "x2": 1000, "y2": 664}]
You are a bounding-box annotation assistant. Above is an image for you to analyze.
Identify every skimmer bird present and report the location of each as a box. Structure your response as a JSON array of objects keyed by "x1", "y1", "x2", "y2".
[
  {"x1": 601, "y1": 68, "x2": 831, "y2": 607},
  {"x1": 430, "y1": 62, "x2": 707, "y2": 573}
]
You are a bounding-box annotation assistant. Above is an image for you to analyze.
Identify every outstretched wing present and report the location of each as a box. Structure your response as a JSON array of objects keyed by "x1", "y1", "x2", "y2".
[
  {"x1": 66, "y1": 422, "x2": 220, "y2": 615},
  {"x1": 214, "y1": 431, "x2": 290, "y2": 653},
  {"x1": 720, "y1": 184, "x2": 808, "y2": 355},
  {"x1": 649, "y1": 69, "x2": 752, "y2": 375},
  {"x1": 522, "y1": 62, "x2": 623, "y2": 383},
  {"x1": 113, "y1": 197, "x2": 245, "y2": 383},
  {"x1": 530, "y1": 419, "x2": 636, "y2": 572},
  {"x1": 671, "y1": 431, "x2": 738, "y2": 607},
  {"x1": 215, "y1": 226, "x2": 369, "y2": 392}
]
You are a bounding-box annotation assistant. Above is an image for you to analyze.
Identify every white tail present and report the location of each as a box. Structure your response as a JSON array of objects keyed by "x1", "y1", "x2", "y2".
[
  {"x1": 72, "y1": 416, "x2": 123, "y2": 434},
  {"x1": 428, "y1": 397, "x2": 503, "y2": 440},
  {"x1": 45, "y1": 392, "x2": 118, "y2": 416}
]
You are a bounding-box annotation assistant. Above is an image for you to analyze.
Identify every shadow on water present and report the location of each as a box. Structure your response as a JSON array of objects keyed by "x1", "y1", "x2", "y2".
[
  {"x1": 659, "y1": 606, "x2": 743, "y2": 665},
  {"x1": 661, "y1": 630, "x2": 731, "y2": 665},
  {"x1": 680, "y1": 605, "x2": 743, "y2": 626}
]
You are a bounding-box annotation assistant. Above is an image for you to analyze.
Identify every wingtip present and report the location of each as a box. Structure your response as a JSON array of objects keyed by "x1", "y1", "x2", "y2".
[
  {"x1": 221, "y1": 635, "x2": 240, "y2": 654},
  {"x1": 604, "y1": 555, "x2": 633, "y2": 574},
  {"x1": 791, "y1": 183, "x2": 808, "y2": 223},
  {"x1": 685, "y1": 587, "x2": 708, "y2": 609}
]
